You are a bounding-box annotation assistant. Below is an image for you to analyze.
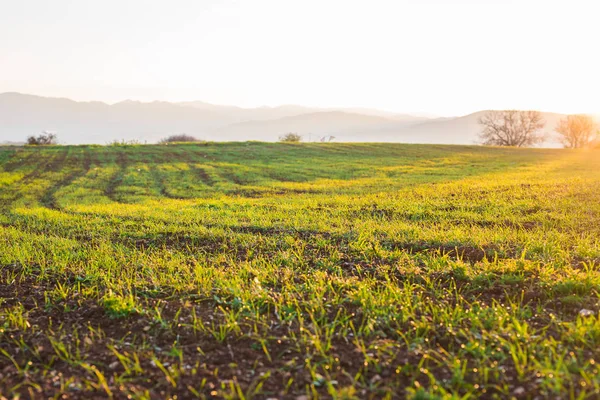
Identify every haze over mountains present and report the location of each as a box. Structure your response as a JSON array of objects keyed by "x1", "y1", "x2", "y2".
[{"x1": 0, "y1": 92, "x2": 578, "y2": 146}]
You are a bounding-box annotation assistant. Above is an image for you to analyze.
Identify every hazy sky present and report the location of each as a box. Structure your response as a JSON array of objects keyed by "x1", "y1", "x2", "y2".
[{"x1": 1, "y1": 0, "x2": 598, "y2": 116}]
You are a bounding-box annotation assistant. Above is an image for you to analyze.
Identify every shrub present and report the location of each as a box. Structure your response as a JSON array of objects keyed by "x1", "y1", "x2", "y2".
[
  {"x1": 27, "y1": 131, "x2": 58, "y2": 145},
  {"x1": 107, "y1": 139, "x2": 143, "y2": 146},
  {"x1": 279, "y1": 133, "x2": 302, "y2": 143},
  {"x1": 159, "y1": 134, "x2": 201, "y2": 144}
]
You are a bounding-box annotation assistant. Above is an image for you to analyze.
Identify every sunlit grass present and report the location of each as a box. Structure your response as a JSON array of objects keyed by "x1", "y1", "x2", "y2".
[{"x1": 0, "y1": 142, "x2": 599, "y2": 398}]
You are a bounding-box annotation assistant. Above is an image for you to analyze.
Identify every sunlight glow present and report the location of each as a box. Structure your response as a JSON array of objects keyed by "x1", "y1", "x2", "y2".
[{"x1": 0, "y1": 0, "x2": 598, "y2": 116}]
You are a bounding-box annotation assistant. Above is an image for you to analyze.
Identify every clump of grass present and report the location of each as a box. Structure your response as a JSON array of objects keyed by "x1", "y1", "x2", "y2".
[{"x1": 103, "y1": 293, "x2": 140, "y2": 318}]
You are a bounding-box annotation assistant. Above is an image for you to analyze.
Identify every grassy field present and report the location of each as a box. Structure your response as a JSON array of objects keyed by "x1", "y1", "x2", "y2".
[{"x1": 1, "y1": 142, "x2": 600, "y2": 399}]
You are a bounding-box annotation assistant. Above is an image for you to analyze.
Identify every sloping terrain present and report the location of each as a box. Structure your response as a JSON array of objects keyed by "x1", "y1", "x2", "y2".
[
  {"x1": 1, "y1": 143, "x2": 599, "y2": 398},
  {"x1": 214, "y1": 111, "x2": 414, "y2": 141}
]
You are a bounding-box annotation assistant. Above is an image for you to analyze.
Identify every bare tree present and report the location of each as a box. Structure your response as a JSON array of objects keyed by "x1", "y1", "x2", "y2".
[
  {"x1": 555, "y1": 115, "x2": 598, "y2": 148},
  {"x1": 478, "y1": 110, "x2": 546, "y2": 147}
]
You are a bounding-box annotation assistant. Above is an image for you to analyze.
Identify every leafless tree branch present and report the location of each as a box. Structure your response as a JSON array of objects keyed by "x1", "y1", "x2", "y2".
[{"x1": 478, "y1": 110, "x2": 545, "y2": 147}]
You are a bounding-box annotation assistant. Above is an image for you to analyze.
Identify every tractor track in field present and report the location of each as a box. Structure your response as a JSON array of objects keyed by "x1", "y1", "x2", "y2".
[
  {"x1": 147, "y1": 151, "x2": 187, "y2": 200},
  {"x1": 190, "y1": 165, "x2": 216, "y2": 187},
  {"x1": 162, "y1": 148, "x2": 217, "y2": 187},
  {"x1": 40, "y1": 149, "x2": 93, "y2": 210},
  {"x1": 0, "y1": 149, "x2": 71, "y2": 209},
  {"x1": 2, "y1": 144, "x2": 600, "y2": 399},
  {"x1": 104, "y1": 150, "x2": 128, "y2": 202}
]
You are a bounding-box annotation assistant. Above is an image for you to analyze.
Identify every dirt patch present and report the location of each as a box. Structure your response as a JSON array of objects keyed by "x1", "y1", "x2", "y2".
[
  {"x1": 0, "y1": 268, "x2": 410, "y2": 399},
  {"x1": 1, "y1": 264, "x2": 597, "y2": 399}
]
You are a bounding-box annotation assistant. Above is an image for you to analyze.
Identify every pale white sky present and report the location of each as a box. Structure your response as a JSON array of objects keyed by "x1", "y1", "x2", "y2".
[{"x1": 0, "y1": 0, "x2": 598, "y2": 116}]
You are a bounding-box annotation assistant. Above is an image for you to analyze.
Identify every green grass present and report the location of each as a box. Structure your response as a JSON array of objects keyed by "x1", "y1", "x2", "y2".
[{"x1": 0, "y1": 142, "x2": 599, "y2": 399}]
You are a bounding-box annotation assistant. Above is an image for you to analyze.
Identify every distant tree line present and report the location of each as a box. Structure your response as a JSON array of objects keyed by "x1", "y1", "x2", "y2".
[
  {"x1": 478, "y1": 110, "x2": 599, "y2": 148},
  {"x1": 20, "y1": 115, "x2": 600, "y2": 148}
]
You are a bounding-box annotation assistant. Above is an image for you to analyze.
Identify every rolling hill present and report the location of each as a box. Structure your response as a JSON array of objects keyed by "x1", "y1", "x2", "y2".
[
  {"x1": 214, "y1": 111, "x2": 421, "y2": 141},
  {"x1": 0, "y1": 92, "x2": 578, "y2": 146},
  {"x1": 366, "y1": 111, "x2": 567, "y2": 146}
]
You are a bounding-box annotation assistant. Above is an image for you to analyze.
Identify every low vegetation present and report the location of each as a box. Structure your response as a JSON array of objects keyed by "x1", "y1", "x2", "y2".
[
  {"x1": 0, "y1": 142, "x2": 599, "y2": 398},
  {"x1": 159, "y1": 134, "x2": 202, "y2": 144},
  {"x1": 279, "y1": 133, "x2": 302, "y2": 143},
  {"x1": 26, "y1": 131, "x2": 58, "y2": 146},
  {"x1": 107, "y1": 139, "x2": 143, "y2": 146}
]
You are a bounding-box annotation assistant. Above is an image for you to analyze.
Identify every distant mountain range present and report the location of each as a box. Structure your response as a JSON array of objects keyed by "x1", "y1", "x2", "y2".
[{"x1": 0, "y1": 92, "x2": 587, "y2": 146}]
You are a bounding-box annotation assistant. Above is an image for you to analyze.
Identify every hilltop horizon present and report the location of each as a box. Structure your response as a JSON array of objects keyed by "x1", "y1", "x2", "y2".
[
  {"x1": 3, "y1": 91, "x2": 596, "y2": 119},
  {"x1": 1, "y1": 92, "x2": 594, "y2": 147},
  {"x1": 0, "y1": 91, "x2": 449, "y2": 119}
]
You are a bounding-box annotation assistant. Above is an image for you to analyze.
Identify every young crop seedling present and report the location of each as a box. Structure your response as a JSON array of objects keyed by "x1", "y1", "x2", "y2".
[{"x1": 0, "y1": 143, "x2": 599, "y2": 398}]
